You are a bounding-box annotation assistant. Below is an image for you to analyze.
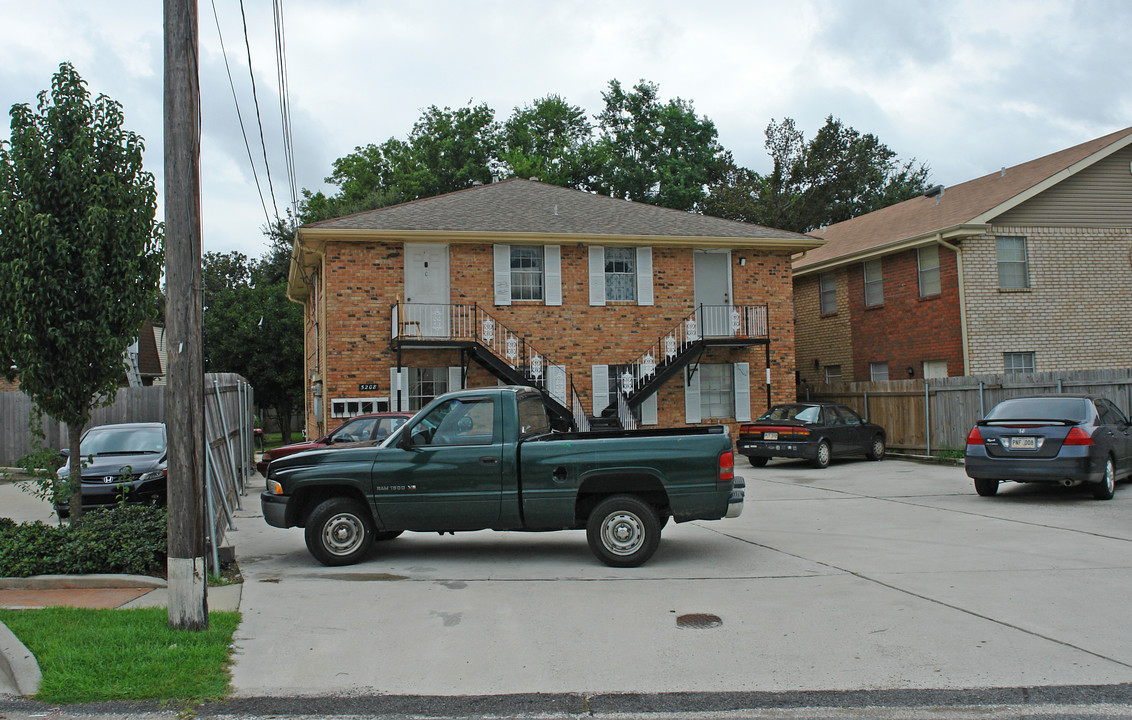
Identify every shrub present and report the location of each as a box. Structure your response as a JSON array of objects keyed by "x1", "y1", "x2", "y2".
[{"x1": 0, "y1": 506, "x2": 167, "y2": 578}]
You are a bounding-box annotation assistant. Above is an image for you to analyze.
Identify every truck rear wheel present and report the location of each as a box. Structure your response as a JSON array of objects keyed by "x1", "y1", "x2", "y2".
[
  {"x1": 586, "y1": 495, "x2": 661, "y2": 568},
  {"x1": 305, "y1": 497, "x2": 376, "y2": 566}
]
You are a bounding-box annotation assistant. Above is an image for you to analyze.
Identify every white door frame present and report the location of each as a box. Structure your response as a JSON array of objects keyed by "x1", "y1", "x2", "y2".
[{"x1": 693, "y1": 249, "x2": 733, "y2": 337}]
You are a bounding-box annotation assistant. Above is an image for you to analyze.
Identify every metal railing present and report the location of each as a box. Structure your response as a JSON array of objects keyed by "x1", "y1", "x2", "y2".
[
  {"x1": 392, "y1": 302, "x2": 571, "y2": 409},
  {"x1": 570, "y1": 381, "x2": 590, "y2": 432},
  {"x1": 619, "y1": 304, "x2": 768, "y2": 401}
]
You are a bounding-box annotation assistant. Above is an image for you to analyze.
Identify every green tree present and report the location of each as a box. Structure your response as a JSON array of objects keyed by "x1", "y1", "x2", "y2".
[
  {"x1": 500, "y1": 94, "x2": 595, "y2": 188},
  {"x1": 592, "y1": 79, "x2": 729, "y2": 211},
  {"x1": 705, "y1": 115, "x2": 930, "y2": 232},
  {"x1": 203, "y1": 222, "x2": 303, "y2": 443},
  {"x1": 0, "y1": 63, "x2": 163, "y2": 520}
]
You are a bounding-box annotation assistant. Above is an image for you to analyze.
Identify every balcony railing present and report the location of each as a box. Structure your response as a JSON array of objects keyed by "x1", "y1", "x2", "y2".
[{"x1": 392, "y1": 302, "x2": 570, "y2": 408}]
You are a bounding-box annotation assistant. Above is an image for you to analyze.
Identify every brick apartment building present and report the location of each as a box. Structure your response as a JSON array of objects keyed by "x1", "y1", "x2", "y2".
[
  {"x1": 794, "y1": 126, "x2": 1132, "y2": 384},
  {"x1": 287, "y1": 179, "x2": 820, "y2": 438}
]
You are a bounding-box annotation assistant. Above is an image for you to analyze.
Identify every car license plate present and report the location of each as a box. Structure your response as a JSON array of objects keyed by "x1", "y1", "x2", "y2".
[
  {"x1": 764, "y1": 432, "x2": 778, "y2": 440},
  {"x1": 1009, "y1": 436, "x2": 1037, "y2": 450}
]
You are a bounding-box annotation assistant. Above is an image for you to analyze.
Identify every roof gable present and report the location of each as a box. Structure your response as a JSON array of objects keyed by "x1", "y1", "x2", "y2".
[{"x1": 795, "y1": 126, "x2": 1132, "y2": 273}]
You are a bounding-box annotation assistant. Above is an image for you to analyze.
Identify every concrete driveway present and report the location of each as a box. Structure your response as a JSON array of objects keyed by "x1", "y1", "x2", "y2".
[{"x1": 227, "y1": 457, "x2": 1132, "y2": 698}]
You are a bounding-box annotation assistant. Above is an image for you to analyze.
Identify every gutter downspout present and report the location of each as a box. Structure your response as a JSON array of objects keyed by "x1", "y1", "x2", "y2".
[{"x1": 936, "y1": 235, "x2": 970, "y2": 376}]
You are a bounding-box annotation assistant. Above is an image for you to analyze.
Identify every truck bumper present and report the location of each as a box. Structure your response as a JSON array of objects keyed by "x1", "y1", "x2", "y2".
[
  {"x1": 726, "y1": 476, "x2": 745, "y2": 519},
  {"x1": 261, "y1": 492, "x2": 292, "y2": 528}
]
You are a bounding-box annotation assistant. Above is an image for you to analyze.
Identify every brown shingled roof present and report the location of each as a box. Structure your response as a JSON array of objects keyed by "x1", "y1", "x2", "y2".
[
  {"x1": 794, "y1": 126, "x2": 1132, "y2": 272},
  {"x1": 304, "y1": 177, "x2": 816, "y2": 243}
]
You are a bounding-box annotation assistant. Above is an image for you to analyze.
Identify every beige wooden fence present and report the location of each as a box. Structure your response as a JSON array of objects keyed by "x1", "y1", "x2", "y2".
[
  {"x1": 1, "y1": 374, "x2": 255, "y2": 574},
  {"x1": 801, "y1": 368, "x2": 1132, "y2": 454}
]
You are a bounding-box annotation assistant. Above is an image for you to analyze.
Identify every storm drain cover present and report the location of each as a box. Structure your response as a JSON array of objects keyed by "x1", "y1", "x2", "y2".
[{"x1": 676, "y1": 613, "x2": 722, "y2": 629}]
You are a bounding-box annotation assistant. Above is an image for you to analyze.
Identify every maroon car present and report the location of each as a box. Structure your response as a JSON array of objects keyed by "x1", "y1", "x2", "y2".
[{"x1": 256, "y1": 412, "x2": 413, "y2": 475}]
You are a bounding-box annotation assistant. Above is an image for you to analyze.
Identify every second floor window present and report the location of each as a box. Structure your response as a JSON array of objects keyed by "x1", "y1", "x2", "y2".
[
  {"x1": 863, "y1": 259, "x2": 883, "y2": 306},
  {"x1": 918, "y1": 245, "x2": 941, "y2": 296},
  {"x1": 604, "y1": 247, "x2": 636, "y2": 301},
  {"x1": 819, "y1": 272, "x2": 837, "y2": 314},
  {"x1": 996, "y1": 236, "x2": 1029, "y2": 290},
  {"x1": 510, "y1": 246, "x2": 544, "y2": 300}
]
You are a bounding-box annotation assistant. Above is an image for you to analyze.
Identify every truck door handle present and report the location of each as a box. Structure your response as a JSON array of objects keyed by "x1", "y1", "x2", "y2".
[{"x1": 480, "y1": 456, "x2": 499, "y2": 466}]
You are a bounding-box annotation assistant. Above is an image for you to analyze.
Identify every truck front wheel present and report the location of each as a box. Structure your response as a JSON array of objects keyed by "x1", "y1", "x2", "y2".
[
  {"x1": 305, "y1": 497, "x2": 376, "y2": 566},
  {"x1": 586, "y1": 495, "x2": 661, "y2": 568}
]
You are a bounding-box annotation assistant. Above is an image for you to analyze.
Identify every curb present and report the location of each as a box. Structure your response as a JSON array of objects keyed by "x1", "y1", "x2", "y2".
[
  {"x1": 0, "y1": 620, "x2": 40, "y2": 697},
  {"x1": 0, "y1": 574, "x2": 166, "y2": 590}
]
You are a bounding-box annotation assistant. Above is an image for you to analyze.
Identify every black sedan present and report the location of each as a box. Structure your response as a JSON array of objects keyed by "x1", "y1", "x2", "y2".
[
  {"x1": 737, "y1": 403, "x2": 886, "y2": 469},
  {"x1": 964, "y1": 395, "x2": 1131, "y2": 500},
  {"x1": 54, "y1": 422, "x2": 167, "y2": 518}
]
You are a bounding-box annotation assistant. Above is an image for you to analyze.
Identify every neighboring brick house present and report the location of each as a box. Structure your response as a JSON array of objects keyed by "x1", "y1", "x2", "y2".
[
  {"x1": 1, "y1": 321, "x2": 165, "y2": 392},
  {"x1": 794, "y1": 126, "x2": 1132, "y2": 384},
  {"x1": 287, "y1": 179, "x2": 820, "y2": 438}
]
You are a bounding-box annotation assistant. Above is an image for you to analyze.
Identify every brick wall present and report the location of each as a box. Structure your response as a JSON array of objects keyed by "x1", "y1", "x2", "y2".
[
  {"x1": 794, "y1": 270, "x2": 853, "y2": 385},
  {"x1": 963, "y1": 225, "x2": 1132, "y2": 374},
  {"x1": 845, "y1": 247, "x2": 963, "y2": 380},
  {"x1": 303, "y1": 241, "x2": 798, "y2": 438}
]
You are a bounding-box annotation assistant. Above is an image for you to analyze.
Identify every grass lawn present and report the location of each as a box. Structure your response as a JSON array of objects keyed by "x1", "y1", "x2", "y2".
[{"x1": 0, "y1": 606, "x2": 240, "y2": 704}]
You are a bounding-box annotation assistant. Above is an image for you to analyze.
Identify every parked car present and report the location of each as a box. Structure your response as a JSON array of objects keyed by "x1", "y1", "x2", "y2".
[
  {"x1": 262, "y1": 386, "x2": 743, "y2": 568},
  {"x1": 54, "y1": 422, "x2": 167, "y2": 518},
  {"x1": 964, "y1": 395, "x2": 1132, "y2": 500},
  {"x1": 256, "y1": 412, "x2": 413, "y2": 475},
  {"x1": 737, "y1": 402, "x2": 886, "y2": 469}
]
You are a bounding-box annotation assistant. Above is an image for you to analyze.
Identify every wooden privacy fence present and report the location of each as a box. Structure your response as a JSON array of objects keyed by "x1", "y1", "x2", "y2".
[
  {"x1": 801, "y1": 368, "x2": 1132, "y2": 454},
  {"x1": 0, "y1": 374, "x2": 255, "y2": 575}
]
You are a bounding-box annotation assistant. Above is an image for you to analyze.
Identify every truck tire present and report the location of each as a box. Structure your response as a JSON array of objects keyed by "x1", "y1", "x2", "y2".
[
  {"x1": 305, "y1": 497, "x2": 376, "y2": 566},
  {"x1": 586, "y1": 495, "x2": 661, "y2": 568}
]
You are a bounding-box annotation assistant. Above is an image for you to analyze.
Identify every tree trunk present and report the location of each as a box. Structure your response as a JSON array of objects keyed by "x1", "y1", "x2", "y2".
[
  {"x1": 68, "y1": 421, "x2": 84, "y2": 522},
  {"x1": 278, "y1": 405, "x2": 293, "y2": 444}
]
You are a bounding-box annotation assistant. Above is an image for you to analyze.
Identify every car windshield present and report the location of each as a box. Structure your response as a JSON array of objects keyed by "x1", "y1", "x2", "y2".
[
  {"x1": 985, "y1": 397, "x2": 1089, "y2": 422},
  {"x1": 759, "y1": 405, "x2": 821, "y2": 424},
  {"x1": 80, "y1": 426, "x2": 166, "y2": 455}
]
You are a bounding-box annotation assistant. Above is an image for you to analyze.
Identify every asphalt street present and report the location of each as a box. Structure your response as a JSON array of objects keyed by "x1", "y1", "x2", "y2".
[{"x1": 4, "y1": 456, "x2": 1132, "y2": 718}]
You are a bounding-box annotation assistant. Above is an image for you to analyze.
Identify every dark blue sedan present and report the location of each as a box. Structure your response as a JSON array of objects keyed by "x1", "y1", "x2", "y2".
[{"x1": 964, "y1": 395, "x2": 1132, "y2": 500}]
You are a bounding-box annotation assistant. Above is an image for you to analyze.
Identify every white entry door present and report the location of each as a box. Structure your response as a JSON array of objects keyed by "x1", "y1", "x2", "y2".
[
  {"x1": 404, "y1": 243, "x2": 450, "y2": 338},
  {"x1": 693, "y1": 250, "x2": 732, "y2": 337}
]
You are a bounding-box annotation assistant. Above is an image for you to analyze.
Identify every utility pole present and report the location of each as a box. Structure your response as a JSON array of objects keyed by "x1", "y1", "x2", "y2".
[{"x1": 164, "y1": 0, "x2": 208, "y2": 629}]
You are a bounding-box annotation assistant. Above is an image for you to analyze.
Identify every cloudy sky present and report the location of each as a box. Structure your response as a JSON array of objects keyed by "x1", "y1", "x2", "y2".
[{"x1": 0, "y1": 0, "x2": 1128, "y2": 259}]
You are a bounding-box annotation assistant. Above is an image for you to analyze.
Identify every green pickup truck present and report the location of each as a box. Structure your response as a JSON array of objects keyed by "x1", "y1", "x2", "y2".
[{"x1": 261, "y1": 386, "x2": 744, "y2": 567}]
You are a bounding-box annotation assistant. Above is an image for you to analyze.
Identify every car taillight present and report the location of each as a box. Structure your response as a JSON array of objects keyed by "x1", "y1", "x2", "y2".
[
  {"x1": 719, "y1": 451, "x2": 734, "y2": 483},
  {"x1": 739, "y1": 425, "x2": 755, "y2": 434},
  {"x1": 1063, "y1": 427, "x2": 1095, "y2": 446},
  {"x1": 966, "y1": 427, "x2": 983, "y2": 445}
]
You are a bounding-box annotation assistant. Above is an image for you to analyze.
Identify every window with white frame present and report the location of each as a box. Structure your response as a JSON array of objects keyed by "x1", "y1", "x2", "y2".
[
  {"x1": 1003, "y1": 352, "x2": 1034, "y2": 375},
  {"x1": 510, "y1": 246, "x2": 544, "y2": 300},
  {"x1": 996, "y1": 236, "x2": 1029, "y2": 290},
  {"x1": 819, "y1": 272, "x2": 837, "y2": 314},
  {"x1": 604, "y1": 247, "x2": 636, "y2": 301},
  {"x1": 408, "y1": 367, "x2": 449, "y2": 411},
  {"x1": 869, "y1": 362, "x2": 889, "y2": 381},
  {"x1": 918, "y1": 245, "x2": 941, "y2": 296},
  {"x1": 331, "y1": 397, "x2": 389, "y2": 419},
  {"x1": 699, "y1": 364, "x2": 735, "y2": 419},
  {"x1": 923, "y1": 360, "x2": 949, "y2": 379},
  {"x1": 863, "y1": 259, "x2": 884, "y2": 306},
  {"x1": 824, "y1": 365, "x2": 842, "y2": 383}
]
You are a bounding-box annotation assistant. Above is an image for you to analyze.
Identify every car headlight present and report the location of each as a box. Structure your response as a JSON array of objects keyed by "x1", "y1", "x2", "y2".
[
  {"x1": 139, "y1": 469, "x2": 167, "y2": 482},
  {"x1": 262, "y1": 451, "x2": 274, "y2": 462},
  {"x1": 267, "y1": 479, "x2": 283, "y2": 495}
]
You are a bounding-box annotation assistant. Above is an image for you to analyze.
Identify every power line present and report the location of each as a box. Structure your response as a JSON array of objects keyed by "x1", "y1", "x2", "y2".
[
  {"x1": 209, "y1": 0, "x2": 272, "y2": 228},
  {"x1": 273, "y1": 0, "x2": 298, "y2": 219},
  {"x1": 238, "y1": 0, "x2": 280, "y2": 220}
]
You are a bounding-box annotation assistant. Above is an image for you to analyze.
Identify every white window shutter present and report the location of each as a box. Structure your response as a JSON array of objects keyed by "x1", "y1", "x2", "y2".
[
  {"x1": 592, "y1": 364, "x2": 609, "y2": 416},
  {"x1": 636, "y1": 246, "x2": 653, "y2": 306},
  {"x1": 493, "y1": 244, "x2": 511, "y2": 306},
  {"x1": 589, "y1": 245, "x2": 606, "y2": 306},
  {"x1": 448, "y1": 366, "x2": 463, "y2": 393},
  {"x1": 734, "y1": 362, "x2": 751, "y2": 422},
  {"x1": 684, "y1": 367, "x2": 701, "y2": 424},
  {"x1": 389, "y1": 367, "x2": 405, "y2": 411},
  {"x1": 641, "y1": 392, "x2": 658, "y2": 425},
  {"x1": 545, "y1": 245, "x2": 562, "y2": 306}
]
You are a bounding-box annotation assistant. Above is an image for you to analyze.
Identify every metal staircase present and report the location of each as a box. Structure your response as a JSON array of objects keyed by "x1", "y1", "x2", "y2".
[
  {"x1": 391, "y1": 302, "x2": 586, "y2": 430},
  {"x1": 598, "y1": 304, "x2": 770, "y2": 425}
]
